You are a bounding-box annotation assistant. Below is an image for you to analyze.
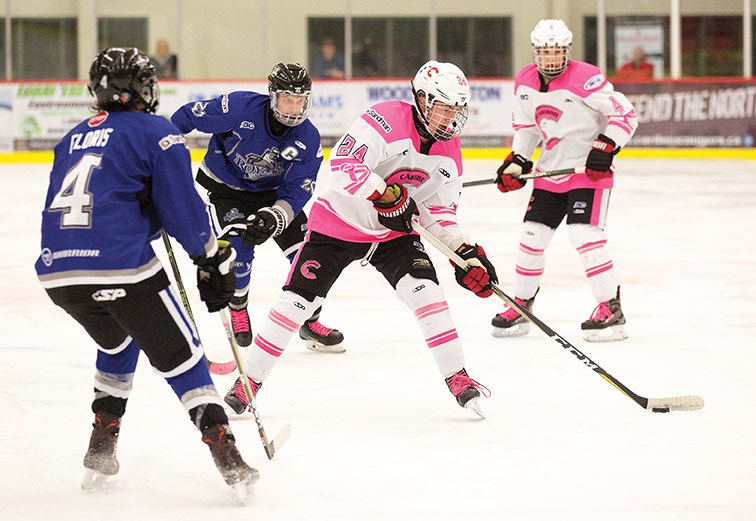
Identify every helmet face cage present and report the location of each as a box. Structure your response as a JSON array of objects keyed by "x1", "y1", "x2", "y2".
[
  {"x1": 88, "y1": 47, "x2": 159, "y2": 113},
  {"x1": 530, "y1": 19, "x2": 573, "y2": 78},
  {"x1": 268, "y1": 62, "x2": 312, "y2": 127},
  {"x1": 411, "y1": 60, "x2": 470, "y2": 141}
]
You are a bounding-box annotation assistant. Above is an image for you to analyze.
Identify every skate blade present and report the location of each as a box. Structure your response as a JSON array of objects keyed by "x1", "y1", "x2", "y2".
[
  {"x1": 464, "y1": 398, "x2": 486, "y2": 419},
  {"x1": 582, "y1": 324, "x2": 628, "y2": 343},
  {"x1": 81, "y1": 468, "x2": 114, "y2": 491},
  {"x1": 491, "y1": 322, "x2": 530, "y2": 338},
  {"x1": 304, "y1": 339, "x2": 346, "y2": 354}
]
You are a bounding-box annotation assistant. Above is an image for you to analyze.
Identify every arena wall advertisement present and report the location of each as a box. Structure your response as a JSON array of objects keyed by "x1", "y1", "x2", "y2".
[{"x1": 1, "y1": 78, "x2": 754, "y2": 153}]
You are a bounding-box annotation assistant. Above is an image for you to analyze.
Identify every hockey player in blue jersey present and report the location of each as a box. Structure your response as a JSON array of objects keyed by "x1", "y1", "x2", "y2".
[
  {"x1": 171, "y1": 63, "x2": 345, "y2": 359},
  {"x1": 34, "y1": 47, "x2": 258, "y2": 494}
]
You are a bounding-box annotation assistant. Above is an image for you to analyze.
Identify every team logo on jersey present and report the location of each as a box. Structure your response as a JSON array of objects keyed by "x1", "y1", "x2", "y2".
[
  {"x1": 535, "y1": 105, "x2": 564, "y2": 150},
  {"x1": 240, "y1": 121, "x2": 255, "y2": 130},
  {"x1": 300, "y1": 260, "x2": 320, "y2": 280},
  {"x1": 92, "y1": 288, "x2": 127, "y2": 301},
  {"x1": 40, "y1": 248, "x2": 53, "y2": 267},
  {"x1": 159, "y1": 134, "x2": 187, "y2": 151},
  {"x1": 233, "y1": 147, "x2": 284, "y2": 180},
  {"x1": 583, "y1": 74, "x2": 605, "y2": 91},
  {"x1": 224, "y1": 207, "x2": 245, "y2": 222},
  {"x1": 87, "y1": 111, "x2": 109, "y2": 127}
]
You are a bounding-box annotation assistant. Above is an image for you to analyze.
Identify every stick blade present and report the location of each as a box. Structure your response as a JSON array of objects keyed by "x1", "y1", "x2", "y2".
[
  {"x1": 269, "y1": 424, "x2": 292, "y2": 456},
  {"x1": 647, "y1": 395, "x2": 704, "y2": 412},
  {"x1": 206, "y1": 359, "x2": 237, "y2": 375}
]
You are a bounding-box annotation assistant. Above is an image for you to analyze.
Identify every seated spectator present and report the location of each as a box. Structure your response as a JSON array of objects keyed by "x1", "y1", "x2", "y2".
[
  {"x1": 312, "y1": 38, "x2": 345, "y2": 79},
  {"x1": 151, "y1": 39, "x2": 178, "y2": 79},
  {"x1": 617, "y1": 46, "x2": 654, "y2": 81}
]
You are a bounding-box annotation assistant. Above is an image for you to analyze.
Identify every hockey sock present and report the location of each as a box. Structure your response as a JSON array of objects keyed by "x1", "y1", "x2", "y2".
[{"x1": 514, "y1": 221, "x2": 555, "y2": 299}]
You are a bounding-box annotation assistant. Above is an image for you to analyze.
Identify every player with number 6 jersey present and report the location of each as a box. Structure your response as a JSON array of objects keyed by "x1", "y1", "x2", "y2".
[{"x1": 491, "y1": 19, "x2": 638, "y2": 342}]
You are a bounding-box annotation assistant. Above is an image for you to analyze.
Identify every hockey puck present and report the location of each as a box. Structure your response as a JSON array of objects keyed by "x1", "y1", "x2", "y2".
[{"x1": 652, "y1": 407, "x2": 670, "y2": 413}]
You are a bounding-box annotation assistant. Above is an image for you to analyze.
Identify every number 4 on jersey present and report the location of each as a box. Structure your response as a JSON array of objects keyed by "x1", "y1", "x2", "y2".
[{"x1": 49, "y1": 154, "x2": 102, "y2": 228}]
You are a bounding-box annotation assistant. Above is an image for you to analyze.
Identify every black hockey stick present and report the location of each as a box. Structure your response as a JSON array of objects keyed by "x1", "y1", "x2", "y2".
[
  {"x1": 161, "y1": 231, "x2": 237, "y2": 375},
  {"x1": 220, "y1": 306, "x2": 292, "y2": 459},
  {"x1": 462, "y1": 166, "x2": 586, "y2": 188},
  {"x1": 411, "y1": 222, "x2": 704, "y2": 413}
]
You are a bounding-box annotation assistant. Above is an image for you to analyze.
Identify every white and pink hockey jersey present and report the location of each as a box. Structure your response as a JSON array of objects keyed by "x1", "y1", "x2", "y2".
[
  {"x1": 512, "y1": 61, "x2": 638, "y2": 192},
  {"x1": 308, "y1": 100, "x2": 471, "y2": 250}
]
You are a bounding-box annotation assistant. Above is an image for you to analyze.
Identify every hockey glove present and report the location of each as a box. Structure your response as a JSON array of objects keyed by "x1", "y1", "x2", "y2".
[
  {"x1": 452, "y1": 243, "x2": 498, "y2": 298},
  {"x1": 194, "y1": 240, "x2": 236, "y2": 312},
  {"x1": 585, "y1": 134, "x2": 620, "y2": 181},
  {"x1": 372, "y1": 183, "x2": 419, "y2": 234},
  {"x1": 242, "y1": 206, "x2": 287, "y2": 246},
  {"x1": 496, "y1": 152, "x2": 532, "y2": 193}
]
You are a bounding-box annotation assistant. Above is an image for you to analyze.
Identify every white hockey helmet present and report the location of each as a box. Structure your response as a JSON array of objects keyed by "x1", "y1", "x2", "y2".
[
  {"x1": 411, "y1": 60, "x2": 470, "y2": 141},
  {"x1": 530, "y1": 19, "x2": 573, "y2": 78}
]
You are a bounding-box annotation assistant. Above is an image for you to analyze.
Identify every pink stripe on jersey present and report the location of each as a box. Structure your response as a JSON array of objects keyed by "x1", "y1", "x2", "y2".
[
  {"x1": 586, "y1": 260, "x2": 613, "y2": 278},
  {"x1": 428, "y1": 206, "x2": 456, "y2": 216},
  {"x1": 516, "y1": 266, "x2": 544, "y2": 277},
  {"x1": 607, "y1": 119, "x2": 634, "y2": 135},
  {"x1": 519, "y1": 243, "x2": 544, "y2": 256},
  {"x1": 577, "y1": 240, "x2": 607, "y2": 254},
  {"x1": 436, "y1": 220, "x2": 456, "y2": 227},
  {"x1": 254, "y1": 335, "x2": 284, "y2": 357},
  {"x1": 308, "y1": 199, "x2": 398, "y2": 243},
  {"x1": 426, "y1": 329, "x2": 458, "y2": 348},
  {"x1": 269, "y1": 309, "x2": 298, "y2": 332},
  {"x1": 414, "y1": 302, "x2": 449, "y2": 320},
  {"x1": 513, "y1": 123, "x2": 536, "y2": 131}
]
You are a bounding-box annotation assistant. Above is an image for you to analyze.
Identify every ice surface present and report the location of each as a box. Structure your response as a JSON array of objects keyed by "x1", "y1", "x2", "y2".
[{"x1": 1, "y1": 158, "x2": 755, "y2": 520}]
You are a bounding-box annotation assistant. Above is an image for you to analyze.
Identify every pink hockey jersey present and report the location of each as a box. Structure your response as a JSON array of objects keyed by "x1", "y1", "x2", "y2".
[
  {"x1": 308, "y1": 100, "x2": 471, "y2": 250},
  {"x1": 512, "y1": 61, "x2": 638, "y2": 193}
]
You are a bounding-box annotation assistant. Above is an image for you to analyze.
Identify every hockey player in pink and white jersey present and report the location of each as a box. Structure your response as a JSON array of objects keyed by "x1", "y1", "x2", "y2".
[
  {"x1": 491, "y1": 19, "x2": 638, "y2": 342},
  {"x1": 223, "y1": 60, "x2": 497, "y2": 417}
]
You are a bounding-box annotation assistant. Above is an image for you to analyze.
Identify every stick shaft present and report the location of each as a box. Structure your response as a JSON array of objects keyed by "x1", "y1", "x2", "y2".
[{"x1": 461, "y1": 166, "x2": 586, "y2": 188}]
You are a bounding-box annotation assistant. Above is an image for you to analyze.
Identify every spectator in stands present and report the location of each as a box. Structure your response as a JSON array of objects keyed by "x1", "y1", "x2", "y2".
[
  {"x1": 312, "y1": 38, "x2": 345, "y2": 79},
  {"x1": 617, "y1": 46, "x2": 654, "y2": 81},
  {"x1": 151, "y1": 39, "x2": 178, "y2": 79}
]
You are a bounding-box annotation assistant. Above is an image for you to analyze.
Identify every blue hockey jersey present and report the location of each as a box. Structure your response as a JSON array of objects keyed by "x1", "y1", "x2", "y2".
[
  {"x1": 171, "y1": 91, "x2": 323, "y2": 218},
  {"x1": 35, "y1": 110, "x2": 216, "y2": 289}
]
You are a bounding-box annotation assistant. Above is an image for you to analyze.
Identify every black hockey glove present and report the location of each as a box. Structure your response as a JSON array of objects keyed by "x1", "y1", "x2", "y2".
[
  {"x1": 372, "y1": 183, "x2": 419, "y2": 234},
  {"x1": 242, "y1": 206, "x2": 287, "y2": 246},
  {"x1": 452, "y1": 243, "x2": 498, "y2": 298},
  {"x1": 496, "y1": 152, "x2": 532, "y2": 193},
  {"x1": 194, "y1": 240, "x2": 236, "y2": 312},
  {"x1": 585, "y1": 134, "x2": 620, "y2": 181}
]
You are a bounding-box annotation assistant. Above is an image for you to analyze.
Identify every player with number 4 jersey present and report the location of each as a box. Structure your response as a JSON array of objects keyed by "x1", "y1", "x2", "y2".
[{"x1": 491, "y1": 19, "x2": 638, "y2": 342}]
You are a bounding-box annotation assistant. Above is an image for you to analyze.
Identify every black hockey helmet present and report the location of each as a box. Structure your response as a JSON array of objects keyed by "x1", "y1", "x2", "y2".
[
  {"x1": 267, "y1": 62, "x2": 312, "y2": 127},
  {"x1": 88, "y1": 47, "x2": 159, "y2": 113}
]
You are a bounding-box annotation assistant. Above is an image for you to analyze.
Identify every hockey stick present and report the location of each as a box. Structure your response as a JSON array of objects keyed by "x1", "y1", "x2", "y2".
[
  {"x1": 219, "y1": 306, "x2": 292, "y2": 459},
  {"x1": 462, "y1": 166, "x2": 586, "y2": 188},
  {"x1": 411, "y1": 222, "x2": 704, "y2": 413},
  {"x1": 160, "y1": 231, "x2": 237, "y2": 375}
]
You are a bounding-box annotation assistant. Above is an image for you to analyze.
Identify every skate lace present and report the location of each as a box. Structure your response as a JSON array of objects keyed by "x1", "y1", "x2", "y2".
[
  {"x1": 589, "y1": 302, "x2": 612, "y2": 322},
  {"x1": 447, "y1": 373, "x2": 492, "y2": 398},
  {"x1": 233, "y1": 377, "x2": 259, "y2": 405},
  {"x1": 307, "y1": 320, "x2": 333, "y2": 336},
  {"x1": 496, "y1": 298, "x2": 528, "y2": 320},
  {"x1": 230, "y1": 308, "x2": 250, "y2": 333}
]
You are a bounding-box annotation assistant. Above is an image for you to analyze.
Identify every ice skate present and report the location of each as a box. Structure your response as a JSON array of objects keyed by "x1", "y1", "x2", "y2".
[
  {"x1": 229, "y1": 296, "x2": 253, "y2": 348},
  {"x1": 81, "y1": 412, "x2": 121, "y2": 490},
  {"x1": 202, "y1": 424, "x2": 259, "y2": 502},
  {"x1": 223, "y1": 375, "x2": 262, "y2": 415},
  {"x1": 491, "y1": 293, "x2": 536, "y2": 337},
  {"x1": 581, "y1": 286, "x2": 628, "y2": 342},
  {"x1": 299, "y1": 318, "x2": 345, "y2": 353},
  {"x1": 445, "y1": 368, "x2": 491, "y2": 418}
]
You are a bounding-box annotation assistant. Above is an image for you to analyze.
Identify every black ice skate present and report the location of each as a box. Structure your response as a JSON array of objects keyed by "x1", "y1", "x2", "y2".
[
  {"x1": 201, "y1": 424, "x2": 259, "y2": 500},
  {"x1": 223, "y1": 375, "x2": 262, "y2": 415},
  {"x1": 491, "y1": 292, "x2": 536, "y2": 337},
  {"x1": 445, "y1": 368, "x2": 490, "y2": 418},
  {"x1": 229, "y1": 296, "x2": 252, "y2": 348},
  {"x1": 81, "y1": 412, "x2": 121, "y2": 490},
  {"x1": 581, "y1": 286, "x2": 628, "y2": 342},
  {"x1": 299, "y1": 318, "x2": 345, "y2": 353}
]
